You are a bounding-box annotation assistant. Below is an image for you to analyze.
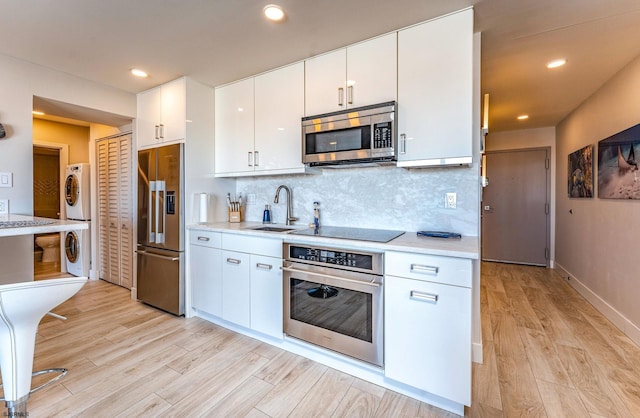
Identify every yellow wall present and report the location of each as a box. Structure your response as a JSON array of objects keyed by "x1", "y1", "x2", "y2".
[{"x1": 32, "y1": 119, "x2": 90, "y2": 164}]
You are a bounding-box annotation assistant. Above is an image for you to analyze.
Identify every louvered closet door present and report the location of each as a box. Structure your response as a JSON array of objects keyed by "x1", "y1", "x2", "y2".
[
  {"x1": 97, "y1": 141, "x2": 111, "y2": 282},
  {"x1": 96, "y1": 133, "x2": 133, "y2": 289},
  {"x1": 107, "y1": 139, "x2": 121, "y2": 285},
  {"x1": 118, "y1": 135, "x2": 132, "y2": 289}
]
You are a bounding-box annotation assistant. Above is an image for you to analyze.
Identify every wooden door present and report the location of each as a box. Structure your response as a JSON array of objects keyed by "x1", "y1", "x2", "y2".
[
  {"x1": 97, "y1": 134, "x2": 132, "y2": 288},
  {"x1": 481, "y1": 148, "x2": 550, "y2": 266}
]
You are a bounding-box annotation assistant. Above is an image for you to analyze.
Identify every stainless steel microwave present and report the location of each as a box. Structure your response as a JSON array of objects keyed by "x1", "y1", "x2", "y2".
[{"x1": 302, "y1": 101, "x2": 397, "y2": 166}]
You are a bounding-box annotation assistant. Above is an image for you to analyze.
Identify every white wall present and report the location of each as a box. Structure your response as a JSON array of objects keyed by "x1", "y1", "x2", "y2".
[
  {"x1": 485, "y1": 127, "x2": 556, "y2": 265},
  {"x1": 555, "y1": 53, "x2": 640, "y2": 344},
  {"x1": 0, "y1": 53, "x2": 135, "y2": 282}
]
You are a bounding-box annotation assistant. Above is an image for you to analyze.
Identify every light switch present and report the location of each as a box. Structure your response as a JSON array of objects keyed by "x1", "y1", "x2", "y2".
[
  {"x1": 0, "y1": 172, "x2": 12, "y2": 188},
  {"x1": 0, "y1": 199, "x2": 8, "y2": 215}
]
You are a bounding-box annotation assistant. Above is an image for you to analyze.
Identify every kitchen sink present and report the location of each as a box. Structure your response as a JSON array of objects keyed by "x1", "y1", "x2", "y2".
[{"x1": 246, "y1": 226, "x2": 295, "y2": 233}]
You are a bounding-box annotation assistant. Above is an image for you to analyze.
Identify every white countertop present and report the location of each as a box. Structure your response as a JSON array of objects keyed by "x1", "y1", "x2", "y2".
[
  {"x1": 0, "y1": 214, "x2": 89, "y2": 237},
  {"x1": 188, "y1": 221, "x2": 479, "y2": 260}
]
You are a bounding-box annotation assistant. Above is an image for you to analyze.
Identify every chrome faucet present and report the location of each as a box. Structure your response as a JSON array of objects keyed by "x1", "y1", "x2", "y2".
[{"x1": 274, "y1": 185, "x2": 298, "y2": 225}]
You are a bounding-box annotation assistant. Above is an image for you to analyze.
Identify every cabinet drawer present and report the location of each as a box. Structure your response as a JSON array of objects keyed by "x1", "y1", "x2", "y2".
[
  {"x1": 222, "y1": 233, "x2": 282, "y2": 257},
  {"x1": 189, "y1": 230, "x2": 221, "y2": 248},
  {"x1": 385, "y1": 251, "x2": 471, "y2": 288}
]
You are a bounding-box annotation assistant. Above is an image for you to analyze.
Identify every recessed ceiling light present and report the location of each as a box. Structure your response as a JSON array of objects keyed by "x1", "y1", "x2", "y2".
[
  {"x1": 546, "y1": 59, "x2": 567, "y2": 69},
  {"x1": 32, "y1": 111, "x2": 45, "y2": 116},
  {"x1": 264, "y1": 4, "x2": 285, "y2": 21},
  {"x1": 517, "y1": 115, "x2": 529, "y2": 120},
  {"x1": 131, "y1": 68, "x2": 149, "y2": 78}
]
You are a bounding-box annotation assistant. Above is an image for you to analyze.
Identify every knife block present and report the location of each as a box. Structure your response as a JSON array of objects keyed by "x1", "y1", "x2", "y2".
[{"x1": 228, "y1": 207, "x2": 242, "y2": 223}]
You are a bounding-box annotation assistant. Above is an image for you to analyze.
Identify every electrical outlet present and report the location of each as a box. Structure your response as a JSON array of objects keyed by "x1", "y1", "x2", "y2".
[
  {"x1": 0, "y1": 199, "x2": 8, "y2": 215},
  {"x1": 445, "y1": 192, "x2": 457, "y2": 209},
  {"x1": 246, "y1": 193, "x2": 256, "y2": 204}
]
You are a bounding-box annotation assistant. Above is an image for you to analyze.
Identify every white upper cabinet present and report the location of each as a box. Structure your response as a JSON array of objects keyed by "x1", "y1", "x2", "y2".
[
  {"x1": 397, "y1": 9, "x2": 473, "y2": 167},
  {"x1": 137, "y1": 78, "x2": 187, "y2": 149},
  {"x1": 254, "y1": 62, "x2": 305, "y2": 174},
  {"x1": 215, "y1": 62, "x2": 308, "y2": 177},
  {"x1": 214, "y1": 78, "x2": 255, "y2": 175},
  {"x1": 305, "y1": 33, "x2": 397, "y2": 116}
]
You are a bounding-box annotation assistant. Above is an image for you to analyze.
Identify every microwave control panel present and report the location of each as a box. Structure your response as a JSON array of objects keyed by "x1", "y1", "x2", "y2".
[{"x1": 373, "y1": 122, "x2": 393, "y2": 149}]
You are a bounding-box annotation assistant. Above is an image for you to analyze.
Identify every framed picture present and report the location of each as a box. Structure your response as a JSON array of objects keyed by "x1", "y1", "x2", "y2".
[
  {"x1": 568, "y1": 144, "x2": 593, "y2": 198},
  {"x1": 597, "y1": 124, "x2": 640, "y2": 199}
]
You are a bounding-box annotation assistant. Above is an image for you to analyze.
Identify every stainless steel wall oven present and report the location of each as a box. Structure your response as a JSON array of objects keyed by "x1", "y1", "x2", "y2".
[{"x1": 283, "y1": 243, "x2": 383, "y2": 367}]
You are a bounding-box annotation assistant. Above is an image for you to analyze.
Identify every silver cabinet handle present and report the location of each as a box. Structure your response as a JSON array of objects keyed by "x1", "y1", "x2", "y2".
[
  {"x1": 410, "y1": 264, "x2": 439, "y2": 275},
  {"x1": 410, "y1": 290, "x2": 438, "y2": 303},
  {"x1": 400, "y1": 133, "x2": 407, "y2": 154},
  {"x1": 347, "y1": 85, "x2": 353, "y2": 104},
  {"x1": 254, "y1": 150, "x2": 260, "y2": 166},
  {"x1": 338, "y1": 87, "x2": 344, "y2": 106},
  {"x1": 226, "y1": 258, "x2": 241, "y2": 265},
  {"x1": 159, "y1": 124, "x2": 165, "y2": 139},
  {"x1": 248, "y1": 151, "x2": 253, "y2": 167},
  {"x1": 256, "y1": 263, "x2": 272, "y2": 270},
  {"x1": 197, "y1": 236, "x2": 210, "y2": 242},
  {"x1": 154, "y1": 125, "x2": 160, "y2": 140}
]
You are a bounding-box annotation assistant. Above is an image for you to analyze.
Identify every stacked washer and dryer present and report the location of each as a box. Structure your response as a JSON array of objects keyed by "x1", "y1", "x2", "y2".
[{"x1": 64, "y1": 163, "x2": 91, "y2": 277}]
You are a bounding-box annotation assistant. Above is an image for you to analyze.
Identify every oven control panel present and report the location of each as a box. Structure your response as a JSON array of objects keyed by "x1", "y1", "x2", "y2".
[{"x1": 288, "y1": 245, "x2": 376, "y2": 271}]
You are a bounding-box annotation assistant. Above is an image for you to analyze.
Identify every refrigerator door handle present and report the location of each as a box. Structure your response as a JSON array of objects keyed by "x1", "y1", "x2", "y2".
[
  {"x1": 136, "y1": 250, "x2": 179, "y2": 261},
  {"x1": 149, "y1": 181, "x2": 156, "y2": 243},
  {"x1": 156, "y1": 180, "x2": 166, "y2": 244}
]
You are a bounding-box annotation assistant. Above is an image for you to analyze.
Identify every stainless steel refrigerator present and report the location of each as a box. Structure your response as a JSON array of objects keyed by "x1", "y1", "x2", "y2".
[{"x1": 137, "y1": 143, "x2": 184, "y2": 315}]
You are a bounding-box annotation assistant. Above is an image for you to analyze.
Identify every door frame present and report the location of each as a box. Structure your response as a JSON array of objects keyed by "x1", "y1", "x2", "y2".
[
  {"x1": 481, "y1": 146, "x2": 552, "y2": 267},
  {"x1": 33, "y1": 140, "x2": 69, "y2": 272}
]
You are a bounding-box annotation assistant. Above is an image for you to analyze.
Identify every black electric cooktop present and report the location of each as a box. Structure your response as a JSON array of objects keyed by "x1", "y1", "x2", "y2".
[{"x1": 290, "y1": 226, "x2": 405, "y2": 243}]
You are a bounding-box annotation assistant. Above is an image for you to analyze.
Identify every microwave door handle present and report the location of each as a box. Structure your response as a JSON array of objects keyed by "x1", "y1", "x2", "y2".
[
  {"x1": 156, "y1": 180, "x2": 165, "y2": 244},
  {"x1": 149, "y1": 181, "x2": 156, "y2": 243}
]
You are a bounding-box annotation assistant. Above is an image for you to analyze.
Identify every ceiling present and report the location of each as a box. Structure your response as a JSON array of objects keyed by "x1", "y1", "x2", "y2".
[{"x1": 4, "y1": 0, "x2": 640, "y2": 132}]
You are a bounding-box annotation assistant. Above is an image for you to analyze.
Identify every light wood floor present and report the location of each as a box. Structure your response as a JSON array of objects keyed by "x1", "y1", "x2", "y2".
[{"x1": 16, "y1": 262, "x2": 640, "y2": 417}]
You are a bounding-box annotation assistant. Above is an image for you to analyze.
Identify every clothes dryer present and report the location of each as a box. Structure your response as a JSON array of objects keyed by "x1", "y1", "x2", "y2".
[
  {"x1": 65, "y1": 163, "x2": 91, "y2": 221},
  {"x1": 65, "y1": 224, "x2": 90, "y2": 277}
]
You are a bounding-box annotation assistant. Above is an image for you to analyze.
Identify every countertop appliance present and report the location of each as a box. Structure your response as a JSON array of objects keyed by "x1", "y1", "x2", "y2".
[
  {"x1": 302, "y1": 101, "x2": 396, "y2": 166},
  {"x1": 283, "y1": 242, "x2": 384, "y2": 366},
  {"x1": 137, "y1": 144, "x2": 184, "y2": 315},
  {"x1": 290, "y1": 226, "x2": 405, "y2": 243}
]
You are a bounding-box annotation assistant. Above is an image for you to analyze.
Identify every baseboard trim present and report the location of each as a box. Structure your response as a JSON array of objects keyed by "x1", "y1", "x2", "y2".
[
  {"x1": 555, "y1": 262, "x2": 640, "y2": 347},
  {"x1": 472, "y1": 342, "x2": 483, "y2": 364}
]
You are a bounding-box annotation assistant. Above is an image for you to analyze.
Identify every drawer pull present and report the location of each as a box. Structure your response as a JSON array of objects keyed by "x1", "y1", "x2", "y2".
[
  {"x1": 226, "y1": 258, "x2": 241, "y2": 265},
  {"x1": 410, "y1": 264, "x2": 439, "y2": 275},
  {"x1": 197, "y1": 236, "x2": 210, "y2": 242},
  {"x1": 410, "y1": 291, "x2": 438, "y2": 303},
  {"x1": 256, "y1": 263, "x2": 273, "y2": 270}
]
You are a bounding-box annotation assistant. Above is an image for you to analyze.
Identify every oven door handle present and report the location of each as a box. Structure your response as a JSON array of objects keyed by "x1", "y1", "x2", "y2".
[{"x1": 281, "y1": 266, "x2": 380, "y2": 288}]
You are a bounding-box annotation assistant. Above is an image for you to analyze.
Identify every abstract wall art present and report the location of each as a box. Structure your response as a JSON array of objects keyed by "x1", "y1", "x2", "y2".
[{"x1": 568, "y1": 144, "x2": 593, "y2": 198}]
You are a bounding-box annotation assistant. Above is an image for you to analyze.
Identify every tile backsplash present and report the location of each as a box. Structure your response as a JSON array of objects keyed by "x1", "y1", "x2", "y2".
[{"x1": 236, "y1": 164, "x2": 479, "y2": 236}]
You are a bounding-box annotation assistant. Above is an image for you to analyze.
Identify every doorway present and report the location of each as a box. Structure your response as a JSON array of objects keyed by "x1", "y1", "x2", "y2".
[
  {"x1": 33, "y1": 145, "x2": 65, "y2": 278},
  {"x1": 481, "y1": 148, "x2": 550, "y2": 266}
]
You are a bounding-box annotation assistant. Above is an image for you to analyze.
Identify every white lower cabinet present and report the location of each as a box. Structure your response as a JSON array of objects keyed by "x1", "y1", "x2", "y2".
[
  {"x1": 221, "y1": 250, "x2": 251, "y2": 327},
  {"x1": 250, "y1": 254, "x2": 283, "y2": 339},
  {"x1": 384, "y1": 251, "x2": 472, "y2": 406},
  {"x1": 190, "y1": 230, "x2": 283, "y2": 338},
  {"x1": 189, "y1": 231, "x2": 222, "y2": 316}
]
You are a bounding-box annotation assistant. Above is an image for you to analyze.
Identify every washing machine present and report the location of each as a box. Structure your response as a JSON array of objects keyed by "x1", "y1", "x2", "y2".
[
  {"x1": 65, "y1": 163, "x2": 91, "y2": 221},
  {"x1": 65, "y1": 225, "x2": 91, "y2": 277}
]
